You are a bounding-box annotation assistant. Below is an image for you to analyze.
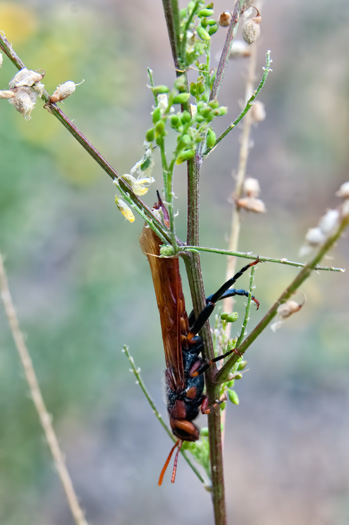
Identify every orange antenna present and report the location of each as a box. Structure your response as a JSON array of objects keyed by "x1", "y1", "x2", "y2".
[
  {"x1": 158, "y1": 439, "x2": 181, "y2": 486},
  {"x1": 171, "y1": 439, "x2": 183, "y2": 483}
]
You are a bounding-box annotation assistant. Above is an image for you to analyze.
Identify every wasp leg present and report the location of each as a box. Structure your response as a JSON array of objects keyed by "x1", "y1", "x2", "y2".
[{"x1": 188, "y1": 259, "x2": 260, "y2": 338}]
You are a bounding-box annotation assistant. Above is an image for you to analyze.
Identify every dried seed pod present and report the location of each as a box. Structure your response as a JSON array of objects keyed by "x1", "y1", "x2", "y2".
[
  {"x1": 336, "y1": 181, "x2": 349, "y2": 199},
  {"x1": 237, "y1": 196, "x2": 266, "y2": 213},
  {"x1": 250, "y1": 100, "x2": 266, "y2": 124},
  {"x1": 49, "y1": 80, "x2": 84, "y2": 103},
  {"x1": 219, "y1": 11, "x2": 232, "y2": 27},
  {"x1": 271, "y1": 296, "x2": 305, "y2": 332},
  {"x1": 242, "y1": 13, "x2": 261, "y2": 45},
  {"x1": 243, "y1": 177, "x2": 260, "y2": 198},
  {"x1": 318, "y1": 209, "x2": 340, "y2": 234},
  {"x1": 0, "y1": 90, "x2": 15, "y2": 99},
  {"x1": 8, "y1": 87, "x2": 37, "y2": 120},
  {"x1": 304, "y1": 227, "x2": 326, "y2": 246},
  {"x1": 229, "y1": 40, "x2": 251, "y2": 58},
  {"x1": 9, "y1": 68, "x2": 45, "y2": 88}
]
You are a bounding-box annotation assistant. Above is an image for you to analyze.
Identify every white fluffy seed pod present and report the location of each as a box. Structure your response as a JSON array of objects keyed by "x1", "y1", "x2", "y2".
[
  {"x1": 9, "y1": 68, "x2": 45, "y2": 89},
  {"x1": 242, "y1": 15, "x2": 261, "y2": 45},
  {"x1": 50, "y1": 80, "x2": 83, "y2": 103},
  {"x1": 318, "y1": 209, "x2": 340, "y2": 234},
  {"x1": 237, "y1": 196, "x2": 266, "y2": 213},
  {"x1": 304, "y1": 227, "x2": 326, "y2": 246},
  {"x1": 250, "y1": 101, "x2": 266, "y2": 124},
  {"x1": 336, "y1": 181, "x2": 349, "y2": 199},
  {"x1": 0, "y1": 90, "x2": 15, "y2": 99},
  {"x1": 229, "y1": 40, "x2": 251, "y2": 58},
  {"x1": 8, "y1": 87, "x2": 37, "y2": 120},
  {"x1": 243, "y1": 177, "x2": 261, "y2": 198}
]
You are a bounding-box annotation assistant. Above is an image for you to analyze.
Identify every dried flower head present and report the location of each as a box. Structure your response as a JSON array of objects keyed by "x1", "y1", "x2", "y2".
[{"x1": 115, "y1": 196, "x2": 135, "y2": 223}]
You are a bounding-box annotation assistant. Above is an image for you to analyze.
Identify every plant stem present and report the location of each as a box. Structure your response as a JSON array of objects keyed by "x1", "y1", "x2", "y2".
[
  {"x1": 181, "y1": 246, "x2": 344, "y2": 271},
  {"x1": 0, "y1": 255, "x2": 88, "y2": 525}
]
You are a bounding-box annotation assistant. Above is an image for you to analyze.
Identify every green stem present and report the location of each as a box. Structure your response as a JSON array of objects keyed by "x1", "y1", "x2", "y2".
[
  {"x1": 236, "y1": 264, "x2": 256, "y2": 348},
  {"x1": 180, "y1": 246, "x2": 344, "y2": 272},
  {"x1": 216, "y1": 214, "x2": 349, "y2": 384}
]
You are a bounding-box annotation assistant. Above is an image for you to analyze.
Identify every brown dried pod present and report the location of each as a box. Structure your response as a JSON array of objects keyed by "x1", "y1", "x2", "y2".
[{"x1": 219, "y1": 11, "x2": 232, "y2": 27}]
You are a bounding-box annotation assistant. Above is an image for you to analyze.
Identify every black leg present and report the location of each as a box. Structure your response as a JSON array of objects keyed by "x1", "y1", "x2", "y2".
[{"x1": 188, "y1": 259, "x2": 260, "y2": 339}]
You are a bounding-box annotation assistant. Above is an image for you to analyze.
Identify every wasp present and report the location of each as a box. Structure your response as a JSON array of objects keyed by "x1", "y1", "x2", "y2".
[{"x1": 140, "y1": 196, "x2": 259, "y2": 485}]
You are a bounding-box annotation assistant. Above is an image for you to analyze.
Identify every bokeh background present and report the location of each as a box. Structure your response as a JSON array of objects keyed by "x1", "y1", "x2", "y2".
[{"x1": 0, "y1": 1, "x2": 348, "y2": 524}]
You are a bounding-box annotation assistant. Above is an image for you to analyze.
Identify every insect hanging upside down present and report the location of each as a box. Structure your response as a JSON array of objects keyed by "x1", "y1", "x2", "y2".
[{"x1": 140, "y1": 197, "x2": 260, "y2": 485}]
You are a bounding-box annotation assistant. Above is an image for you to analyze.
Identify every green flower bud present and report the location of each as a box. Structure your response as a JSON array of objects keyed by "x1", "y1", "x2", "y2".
[
  {"x1": 152, "y1": 107, "x2": 162, "y2": 124},
  {"x1": 170, "y1": 115, "x2": 181, "y2": 129},
  {"x1": 178, "y1": 134, "x2": 192, "y2": 148},
  {"x1": 145, "y1": 128, "x2": 155, "y2": 142},
  {"x1": 234, "y1": 373, "x2": 243, "y2": 380},
  {"x1": 198, "y1": 8, "x2": 214, "y2": 17},
  {"x1": 197, "y1": 26, "x2": 211, "y2": 41},
  {"x1": 208, "y1": 99, "x2": 219, "y2": 109},
  {"x1": 160, "y1": 244, "x2": 175, "y2": 256},
  {"x1": 208, "y1": 23, "x2": 218, "y2": 35},
  {"x1": 172, "y1": 93, "x2": 191, "y2": 104},
  {"x1": 174, "y1": 74, "x2": 187, "y2": 93},
  {"x1": 155, "y1": 120, "x2": 165, "y2": 135},
  {"x1": 228, "y1": 390, "x2": 239, "y2": 405},
  {"x1": 227, "y1": 379, "x2": 235, "y2": 389},
  {"x1": 181, "y1": 110, "x2": 192, "y2": 124},
  {"x1": 213, "y1": 106, "x2": 228, "y2": 116},
  {"x1": 237, "y1": 360, "x2": 248, "y2": 371},
  {"x1": 151, "y1": 85, "x2": 169, "y2": 96},
  {"x1": 176, "y1": 148, "x2": 196, "y2": 164},
  {"x1": 220, "y1": 311, "x2": 238, "y2": 323},
  {"x1": 200, "y1": 427, "x2": 209, "y2": 437}
]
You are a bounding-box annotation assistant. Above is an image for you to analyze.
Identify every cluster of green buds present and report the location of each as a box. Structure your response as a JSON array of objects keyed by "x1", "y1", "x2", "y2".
[
  {"x1": 179, "y1": 2, "x2": 218, "y2": 68},
  {"x1": 146, "y1": 76, "x2": 227, "y2": 165}
]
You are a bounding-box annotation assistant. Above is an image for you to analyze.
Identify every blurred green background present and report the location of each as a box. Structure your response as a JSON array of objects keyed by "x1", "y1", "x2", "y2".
[{"x1": 0, "y1": 1, "x2": 348, "y2": 524}]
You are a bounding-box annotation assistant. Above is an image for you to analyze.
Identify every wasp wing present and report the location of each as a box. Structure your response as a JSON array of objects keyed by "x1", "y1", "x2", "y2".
[{"x1": 140, "y1": 225, "x2": 188, "y2": 390}]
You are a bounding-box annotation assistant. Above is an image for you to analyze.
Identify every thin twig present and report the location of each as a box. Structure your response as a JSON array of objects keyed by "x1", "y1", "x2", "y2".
[
  {"x1": 0, "y1": 255, "x2": 88, "y2": 525},
  {"x1": 181, "y1": 246, "x2": 344, "y2": 271}
]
